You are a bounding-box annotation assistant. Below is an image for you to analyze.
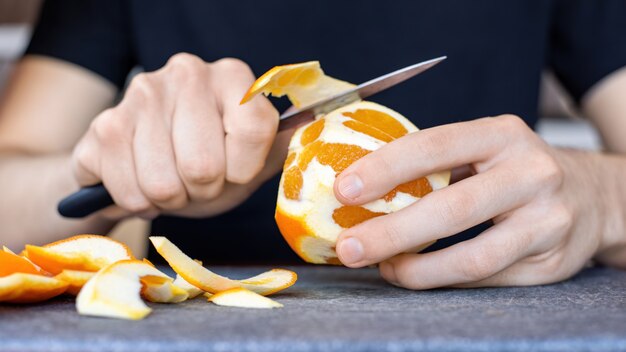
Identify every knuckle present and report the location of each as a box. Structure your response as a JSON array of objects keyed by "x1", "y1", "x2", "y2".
[
  {"x1": 142, "y1": 178, "x2": 185, "y2": 203},
  {"x1": 460, "y1": 248, "x2": 497, "y2": 281},
  {"x1": 535, "y1": 154, "x2": 564, "y2": 190},
  {"x1": 165, "y1": 53, "x2": 205, "y2": 82},
  {"x1": 119, "y1": 197, "x2": 152, "y2": 214},
  {"x1": 167, "y1": 52, "x2": 204, "y2": 69},
  {"x1": 392, "y1": 261, "x2": 421, "y2": 289},
  {"x1": 213, "y1": 57, "x2": 251, "y2": 74},
  {"x1": 550, "y1": 202, "x2": 574, "y2": 234},
  {"x1": 128, "y1": 72, "x2": 156, "y2": 99},
  {"x1": 498, "y1": 114, "x2": 528, "y2": 134},
  {"x1": 93, "y1": 109, "x2": 127, "y2": 142},
  {"x1": 381, "y1": 219, "x2": 407, "y2": 255},
  {"x1": 435, "y1": 189, "x2": 477, "y2": 228},
  {"x1": 179, "y1": 155, "x2": 225, "y2": 184},
  {"x1": 415, "y1": 132, "x2": 447, "y2": 168}
]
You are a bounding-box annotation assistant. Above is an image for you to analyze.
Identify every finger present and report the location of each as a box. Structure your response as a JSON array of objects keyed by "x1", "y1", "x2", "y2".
[
  {"x1": 134, "y1": 110, "x2": 189, "y2": 210},
  {"x1": 451, "y1": 256, "x2": 576, "y2": 288},
  {"x1": 92, "y1": 109, "x2": 155, "y2": 214},
  {"x1": 378, "y1": 214, "x2": 536, "y2": 290},
  {"x1": 171, "y1": 69, "x2": 226, "y2": 202},
  {"x1": 334, "y1": 115, "x2": 527, "y2": 205},
  {"x1": 337, "y1": 163, "x2": 536, "y2": 267},
  {"x1": 71, "y1": 127, "x2": 102, "y2": 186},
  {"x1": 213, "y1": 58, "x2": 279, "y2": 184}
]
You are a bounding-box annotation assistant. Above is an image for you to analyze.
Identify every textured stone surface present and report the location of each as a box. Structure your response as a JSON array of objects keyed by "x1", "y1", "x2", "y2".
[{"x1": 1, "y1": 266, "x2": 625, "y2": 352}]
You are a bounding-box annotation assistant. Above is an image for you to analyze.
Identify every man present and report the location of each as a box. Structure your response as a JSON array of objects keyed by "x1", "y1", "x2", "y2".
[{"x1": 0, "y1": 0, "x2": 624, "y2": 289}]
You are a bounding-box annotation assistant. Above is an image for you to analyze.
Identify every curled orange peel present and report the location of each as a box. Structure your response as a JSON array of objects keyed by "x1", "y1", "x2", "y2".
[
  {"x1": 240, "y1": 61, "x2": 355, "y2": 108},
  {"x1": 0, "y1": 273, "x2": 68, "y2": 303},
  {"x1": 25, "y1": 235, "x2": 134, "y2": 275},
  {"x1": 149, "y1": 236, "x2": 297, "y2": 295},
  {"x1": 76, "y1": 260, "x2": 185, "y2": 320}
]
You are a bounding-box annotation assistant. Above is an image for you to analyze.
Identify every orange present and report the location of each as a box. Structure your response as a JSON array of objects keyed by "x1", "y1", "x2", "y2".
[{"x1": 242, "y1": 63, "x2": 451, "y2": 264}]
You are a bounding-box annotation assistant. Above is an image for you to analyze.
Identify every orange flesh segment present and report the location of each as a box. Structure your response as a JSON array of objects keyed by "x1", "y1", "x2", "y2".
[
  {"x1": 343, "y1": 120, "x2": 394, "y2": 143},
  {"x1": 342, "y1": 109, "x2": 408, "y2": 138},
  {"x1": 0, "y1": 251, "x2": 41, "y2": 277},
  {"x1": 300, "y1": 118, "x2": 325, "y2": 146},
  {"x1": 384, "y1": 177, "x2": 433, "y2": 201},
  {"x1": 332, "y1": 206, "x2": 386, "y2": 228},
  {"x1": 283, "y1": 167, "x2": 303, "y2": 200},
  {"x1": 297, "y1": 141, "x2": 370, "y2": 172},
  {"x1": 284, "y1": 152, "x2": 296, "y2": 167}
]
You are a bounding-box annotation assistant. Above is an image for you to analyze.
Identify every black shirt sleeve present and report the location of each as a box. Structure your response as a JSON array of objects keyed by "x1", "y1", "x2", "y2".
[
  {"x1": 25, "y1": 0, "x2": 135, "y2": 89},
  {"x1": 549, "y1": 0, "x2": 626, "y2": 103}
]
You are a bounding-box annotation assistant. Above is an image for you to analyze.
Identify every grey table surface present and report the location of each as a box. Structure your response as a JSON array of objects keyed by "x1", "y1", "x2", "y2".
[{"x1": 0, "y1": 266, "x2": 625, "y2": 352}]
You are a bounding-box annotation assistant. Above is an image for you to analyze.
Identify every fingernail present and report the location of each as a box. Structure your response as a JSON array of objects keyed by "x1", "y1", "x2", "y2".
[
  {"x1": 337, "y1": 174, "x2": 363, "y2": 200},
  {"x1": 338, "y1": 237, "x2": 364, "y2": 265}
]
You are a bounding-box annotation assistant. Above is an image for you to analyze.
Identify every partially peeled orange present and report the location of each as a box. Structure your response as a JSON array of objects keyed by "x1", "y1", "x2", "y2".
[{"x1": 242, "y1": 62, "x2": 450, "y2": 264}]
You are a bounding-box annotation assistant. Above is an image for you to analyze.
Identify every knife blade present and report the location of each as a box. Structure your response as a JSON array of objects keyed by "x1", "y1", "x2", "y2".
[
  {"x1": 57, "y1": 56, "x2": 446, "y2": 218},
  {"x1": 278, "y1": 56, "x2": 446, "y2": 131}
]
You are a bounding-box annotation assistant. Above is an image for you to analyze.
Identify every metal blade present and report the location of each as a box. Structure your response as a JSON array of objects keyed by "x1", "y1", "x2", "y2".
[{"x1": 278, "y1": 56, "x2": 446, "y2": 131}]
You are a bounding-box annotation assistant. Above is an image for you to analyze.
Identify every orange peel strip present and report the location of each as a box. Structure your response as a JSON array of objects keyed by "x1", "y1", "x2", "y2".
[
  {"x1": 0, "y1": 249, "x2": 43, "y2": 277},
  {"x1": 55, "y1": 270, "x2": 95, "y2": 296},
  {"x1": 149, "y1": 236, "x2": 297, "y2": 295},
  {"x1": 0, "y1": 273, "x2": 68, "y2": 303},
  {"x1": 25, "y1": 234, "x2": 135, "y2": 275},
  {"x1": 240, "y1": 61, "x2": 355, "y2": 108},
  {"x1": 76, "y1": 260, "x2": 184, "y2": 320},
  {"x1": 208, "y1": 287, "x2": 283, "y2": 309}
]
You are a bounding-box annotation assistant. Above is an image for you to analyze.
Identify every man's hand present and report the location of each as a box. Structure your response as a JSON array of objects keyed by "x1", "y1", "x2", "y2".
[
  {"x1": 333, "y1": 114, "x2": 621, "y2": 289},
  {"x1": 72, "y1": 53, "x2": 287, "y2": 220}
]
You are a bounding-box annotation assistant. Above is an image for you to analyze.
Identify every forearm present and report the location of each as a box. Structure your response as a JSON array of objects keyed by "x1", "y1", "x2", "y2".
[
  {"x1": 0, "y1": 152, "x2": 116, "y2": 251},
  {"x1": 557, "y1": 148, "x2": 626, "y2": 269}
]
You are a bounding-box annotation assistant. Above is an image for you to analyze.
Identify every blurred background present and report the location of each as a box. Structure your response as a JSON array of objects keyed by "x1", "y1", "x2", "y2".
[{"x1": 0, "y1": 0, "x2": 603, "y2": 255}]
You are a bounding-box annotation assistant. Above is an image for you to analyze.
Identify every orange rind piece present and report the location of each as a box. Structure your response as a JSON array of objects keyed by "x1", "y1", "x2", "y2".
[
  {"x1": 140, "y1": 275, "x2": 188, "y2": 303},
  {"x1": 76, "y1": 260, "x2": 183, "y2": 320},
  {"x1": 149, "y1": 236, "x2": 297, "y2": 295},
  {"x1": 240, "y1": 61, "x2": 355, "y2": 108},
  {"x1": 208, "y1": 287, "x2": 283, "y2": 309},
  {"x1": 0, "y1": 273, "x2": 68, "y2": 303},
  {"x1": 25, "y1": 234, "x2": 134, "y2": 275},
  {"x1": 0, "y1": 249, "x2": 43, "y2": 277},
  {"x1": 173, "y1": 260, "x2": 205, "y2": 299},
  {"x1": 55, "y1": 270, "x2": 95, "y2": 296}
]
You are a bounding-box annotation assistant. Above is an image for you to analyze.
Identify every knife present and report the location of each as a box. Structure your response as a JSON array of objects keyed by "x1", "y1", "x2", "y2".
[{"x1": 57, "y1": 56, "x2": 446, "y2": 218}]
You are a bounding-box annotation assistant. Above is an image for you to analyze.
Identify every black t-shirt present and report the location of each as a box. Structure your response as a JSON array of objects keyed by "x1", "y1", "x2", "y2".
[{"x1": 26, "y1": 0, "x2": 626, "y2": 264}]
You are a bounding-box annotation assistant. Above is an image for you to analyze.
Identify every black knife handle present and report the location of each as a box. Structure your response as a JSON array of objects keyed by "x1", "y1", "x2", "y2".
[{"x1": 57, "y1": 183, "x2": 114, "y2": 218}]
